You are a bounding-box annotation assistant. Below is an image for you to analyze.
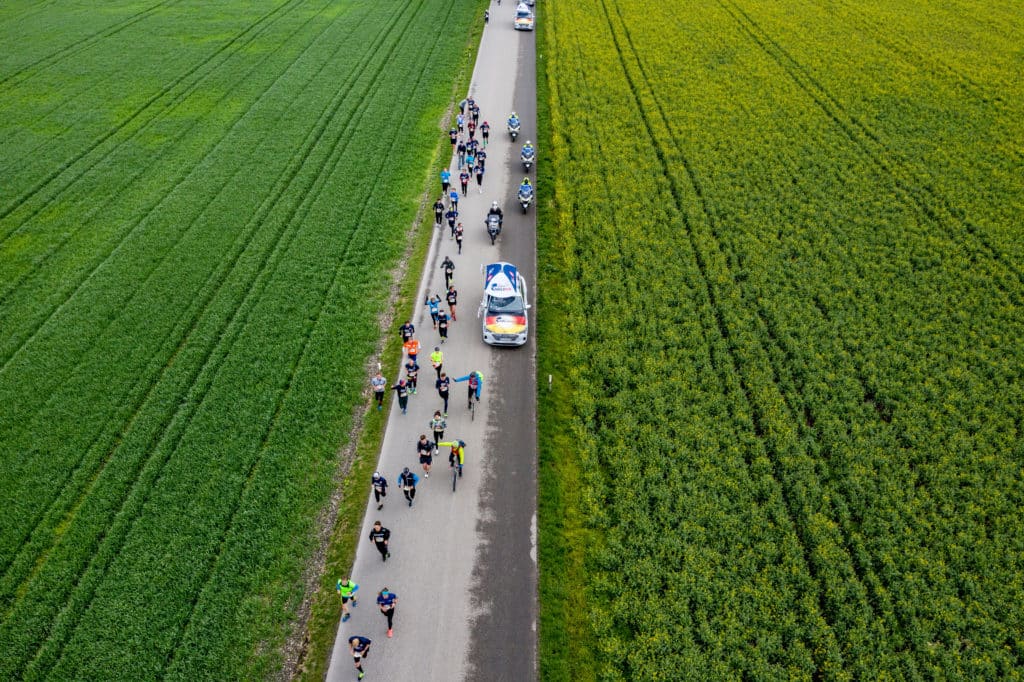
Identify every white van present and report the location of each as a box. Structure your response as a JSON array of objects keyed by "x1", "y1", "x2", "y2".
[{"x1": 480, "y1": 262, "x2": 530, "y2": 346}]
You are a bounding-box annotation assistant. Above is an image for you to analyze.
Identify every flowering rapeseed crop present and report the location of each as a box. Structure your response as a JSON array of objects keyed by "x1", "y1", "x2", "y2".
[{"x1": 538, "y1": 0, "x2": 1024, "y2": 678}]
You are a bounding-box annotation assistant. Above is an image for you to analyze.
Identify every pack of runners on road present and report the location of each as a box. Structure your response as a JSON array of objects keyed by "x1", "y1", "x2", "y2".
[{"x1": 341, "y1": 12, "x2": 534, "y2": 673}]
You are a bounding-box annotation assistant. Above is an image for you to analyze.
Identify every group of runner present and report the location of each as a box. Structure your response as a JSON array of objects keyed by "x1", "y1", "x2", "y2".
[{"x1": 341, "y1": 92, "x2": 493, "y2": 680}]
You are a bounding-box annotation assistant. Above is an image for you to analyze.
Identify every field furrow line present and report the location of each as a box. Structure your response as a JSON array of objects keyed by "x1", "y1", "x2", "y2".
[
  {"x1": 0, "y1": 0, "x2": 58, "y2": 24},
  {"x1": 598, "y1": 0, "x2": 862, "y2": 666},
  {"x1": 0, "y1": 0, "x2": 308, "y2": 235},
  {"x1": 639, "y1": 50, "x2": 912, "y2": 654},
  {"x1": 570, "y1": 0, "x2": 828, "y2": 666},
  {"x1": 0, "y1": 0, "x2": 325, "y2": 361},
  {"x1": 162, "y1": 0, "x2": 443, "y2": 666},
  {"x1": 9, "y1": 3, "x2": 430, "y2": 676},
  {"x1": 0, "y1": 0, "x2": 394, "y2": 603},
  {"x1": 0, "y1": 0, "x2": 181, "y2": 93},
  {"x1": 625, "y1": 3, "x2": 918, "y2": 665},
  {"x1": 721, "y1": 0, "x2": 1024, "y2": 293},
  {"x1": 627, "y1": 2, "x2": 957, "y2": 666},
  {"x1": 0, "y1": 0, "x2": 341, "y2": 370},
  {"x1": 0, "y1": 0, "x2": 357, "y2": 589}
]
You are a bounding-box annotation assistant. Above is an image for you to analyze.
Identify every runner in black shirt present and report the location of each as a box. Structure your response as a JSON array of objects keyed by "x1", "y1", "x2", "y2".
[
  {"x1": 437, "y1": 310, "x2": 449, "y2": 343},
  {"x1": 455, "y1": 222, "x2": 464, "y2": 254},
  {"x1": 441, "y1": 256, "x2": 455, "y2": 289},
  {"x1": 435, "y1": 372, "x2": 450, "y2": 416},
  {"x1": 398, "y1": 320, "x2": 415, "y2": 342},
  {"x1": 416, "y1": 434, "x2": 435, "y2": 477},
  {"x1": 404, "y1": 358, "x2": 419, "y2": 394},
  {"x1": 391, "y1": 379, "x2": 409, "y2": 415},
  {"x1": 371, "y1": 471, "x2": 387, "y2": 510},
  {"x1": 446, "y1": 285, "x2": 458, "y2": 321},
  {"x1": 433, "y1": 197, "x2": 445, "y2": 226},
  {"x1": 368, "y1": 520, "x2": 390, "y2": 561},
  {"x1": 445, "y1": 208, "x2": 458, "y2": 238}
]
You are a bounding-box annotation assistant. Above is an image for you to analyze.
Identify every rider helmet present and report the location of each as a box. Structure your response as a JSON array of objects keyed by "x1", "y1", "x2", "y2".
[{"x1": 492, "y1": 201, "x2": 499, "y2": 209}]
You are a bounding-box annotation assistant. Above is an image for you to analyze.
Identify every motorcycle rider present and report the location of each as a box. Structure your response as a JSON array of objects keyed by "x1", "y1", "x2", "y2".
[
  {"x1": 507, "y1": 111, "x2": 519, "y2": 130},
  {"x1": 519, "y1": 177, "x2": 533, "y2": 197},
  {"x1": 521, "y1": 140, "x2": 535, "y2": 160},
  {"x1": 487, "y1": 200, "x2": 504, "y2": 226}
]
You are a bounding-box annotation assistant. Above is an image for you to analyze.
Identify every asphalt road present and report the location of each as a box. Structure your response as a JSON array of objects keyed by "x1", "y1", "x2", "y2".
[{"x1": 326, "y1": 4, "x2": 537, "y2": 681}]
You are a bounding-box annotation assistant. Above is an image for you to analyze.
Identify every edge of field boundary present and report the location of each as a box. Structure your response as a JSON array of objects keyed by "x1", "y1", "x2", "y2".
[
  {"x1": 285, "y1": 10, "x2": 488, "y2": 682},
  {"x1": 534, "y1": 9, "x2": 600, "y2": 682}
]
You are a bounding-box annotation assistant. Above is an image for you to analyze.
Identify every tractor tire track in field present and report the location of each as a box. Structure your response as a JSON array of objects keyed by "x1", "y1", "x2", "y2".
[
  {"x1": 0, "y1": 0, "x2": 358, "y2": 592},
  {"x1": 622, "y1": 0, "x2": 904, "y2": 644},
  {"x1": 0, "y1": 0, "x2": 182, "y2": 93},
  {"x1": 614, "y1": 0, "x2": 938, "y2": 666},
  {"x1": 617, "y1": 0, "x2": 939, "y2": 667},
  {"x1": 712, "y1": 9, "x2": 1024, "y2": 646},
  {"x1": 720, "y1": 0, "x2": 1024, "y2": 295},
  {"x1": 0, "y1": 0, "x2": 308, "y2": 234},
  {"x1": 544, "y1": 15, "x2": 720, "y2": 659},
  {"x1": 596, "y1": 0, "x2": 856, "y2": 664},
  {"x1": 0, "y1": 1, "x2": 338, "y2": 365},
  {"x1": 163, "y1": 0, "x2": 444, "y2": 667},
  {"x1": 7, "y1": 3, "x2": 433, "y2": 676},
  {"x1": 0, "y1": 0, "x2": 58, "y2": 25},
  {"x1": 0, "y1": 0, "x2": 397, "y2": 616},
  {"x1": 566, "y1": 25, "x2": 713, "y2": 645}
]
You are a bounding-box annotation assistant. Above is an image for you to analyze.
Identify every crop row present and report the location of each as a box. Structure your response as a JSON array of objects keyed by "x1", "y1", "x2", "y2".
[
  {"x1": 538, "y1": 0, "x2": 1023, "y2": 679},
  {"x1": 0, "y1": 0, "x2": 476, "y2": 678}
]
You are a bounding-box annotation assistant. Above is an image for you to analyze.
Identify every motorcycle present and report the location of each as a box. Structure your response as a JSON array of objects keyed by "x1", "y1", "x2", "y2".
[
  {"x1": 518, "y1": 186, "x2": 533, "y2": 213},
  {"x1": 521, "y1": 148, "x2": 535, "y2": 171},
  {"x1": 485, "y1": 213, "x2": 502, "y2": 245},
  {"x1": 508, "y1": 120, "x2": 520, "y2": 141}
]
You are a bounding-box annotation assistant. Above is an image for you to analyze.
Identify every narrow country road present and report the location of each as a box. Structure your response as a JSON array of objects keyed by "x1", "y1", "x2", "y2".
[{"x1": 326, "y1": 3, "x2": 538, "y2": 680}]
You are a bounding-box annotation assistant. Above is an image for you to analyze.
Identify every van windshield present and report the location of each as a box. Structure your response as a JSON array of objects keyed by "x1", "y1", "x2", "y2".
[
  {"x1": 488, "y1": 295, "x2": 525, "y2": 315},
  {"x1": 516, "y1": 8, "x2": 532, "y2": 17}
]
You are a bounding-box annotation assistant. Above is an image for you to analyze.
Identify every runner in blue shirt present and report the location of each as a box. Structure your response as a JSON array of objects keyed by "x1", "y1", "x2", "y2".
[
  {"x1": 397, "y1": 467, "x2": 419, "y2": 506},
  {"x1": 453, "y1": 371, "x2": 484, "y2": 407},
  {"x1": 348, "y1": 636, "x2": 372, "y2": 679},
  {"x1": 425, "y1": 294, "x2": 441, "y2": 328},
  {"x1": 377, "y1": 588, "x2": 398, "y2": 638}
]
